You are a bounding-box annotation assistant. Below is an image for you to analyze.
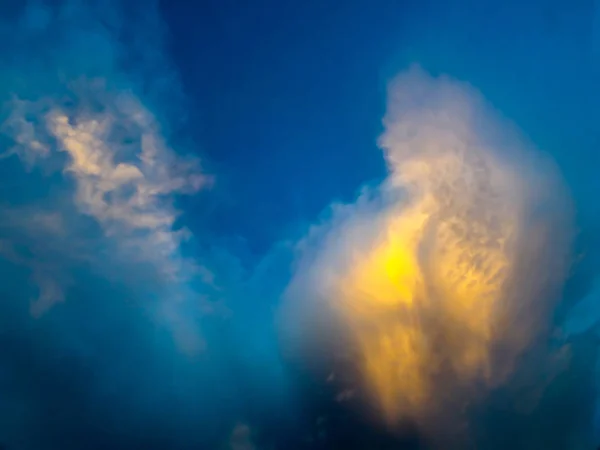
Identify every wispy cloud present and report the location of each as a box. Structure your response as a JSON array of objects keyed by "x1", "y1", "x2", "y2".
[
  {"x1": 228, "y1": 423, "x2": 256, "y2": 450},
  {"x1": 0, "y1": 1, "x2": 215, "y2": 338},
  {"x1": 0, "y1": 1, "x2": 236, "y2": 448}
]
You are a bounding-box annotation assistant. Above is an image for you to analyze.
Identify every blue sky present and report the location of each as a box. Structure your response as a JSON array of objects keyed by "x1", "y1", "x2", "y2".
[
  {"x1": 164, "y1": 0, "x2": 599, "y2": 253},
  {"x1": 0, "y1": 0, "x2": 600, "y2": 449}
]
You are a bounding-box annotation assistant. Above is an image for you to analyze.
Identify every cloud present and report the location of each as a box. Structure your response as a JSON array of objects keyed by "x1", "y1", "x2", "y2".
[
  {"x1": 0, "y1": 1, "x2": 243, "y2": 448},
  {"x1": 228, "y1": 423, "x2": 256, "y2": 450},
  {"x1": 280, "y1": 66, "x2": 575, "y2": 447},
  {"x1": 0, "y1": 0, "x2": 217, "y2": 349}
]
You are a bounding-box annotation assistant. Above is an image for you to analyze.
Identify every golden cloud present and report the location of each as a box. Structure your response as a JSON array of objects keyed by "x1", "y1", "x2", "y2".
[{"x1": 282, "y1": 67, "x2": 573, "y2": 433}]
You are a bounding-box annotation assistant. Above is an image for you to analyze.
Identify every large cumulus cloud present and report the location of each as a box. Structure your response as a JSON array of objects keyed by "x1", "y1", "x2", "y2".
[{"x1": 281, "y1": 66, "x2": 579, "y2": 448}]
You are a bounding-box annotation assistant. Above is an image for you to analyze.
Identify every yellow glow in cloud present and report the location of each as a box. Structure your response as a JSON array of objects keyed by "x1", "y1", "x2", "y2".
[
  {"x1": 336, "y1": 150, "x2": 518, "y2": 422},
  {"x1": 283, "y1": 67, "x2": 572, "y2": 431}
]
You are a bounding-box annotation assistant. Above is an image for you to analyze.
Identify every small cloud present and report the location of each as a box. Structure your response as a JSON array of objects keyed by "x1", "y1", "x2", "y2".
[
  {"x1": 228, "y1": 423, "x2": 256, "y2": 450},
  {"x1": 29, "y1": 272, "x2": 69, "y2": 318}
]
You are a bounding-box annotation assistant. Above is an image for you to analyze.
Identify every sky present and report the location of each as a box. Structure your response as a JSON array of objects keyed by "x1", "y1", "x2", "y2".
[{"x1": 0, "y1": 0, "x2": 600, "y2": 449}]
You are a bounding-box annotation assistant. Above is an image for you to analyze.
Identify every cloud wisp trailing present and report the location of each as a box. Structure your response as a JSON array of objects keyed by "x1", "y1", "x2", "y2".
[
  {"x1": 281, "y1": 66, "x2": 575, "y2": 447},
  {"x1": 0, "y1": 0, "x2": 214, "y2": 346},
  {"x1": 0, "y1": 2, "x2": 237, "y2": 449}
]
